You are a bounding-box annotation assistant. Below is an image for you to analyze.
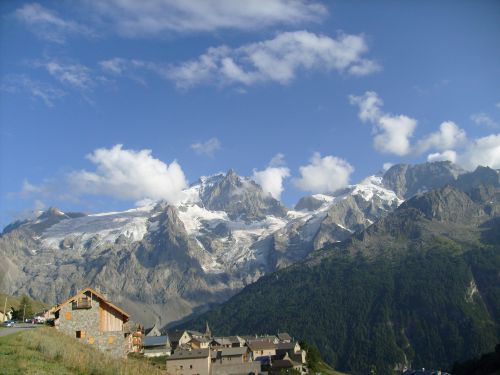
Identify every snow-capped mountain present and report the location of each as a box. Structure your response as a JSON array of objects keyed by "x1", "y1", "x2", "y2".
[{"x1": 0, "y1": 161, "x2": 462, "y2": 326}]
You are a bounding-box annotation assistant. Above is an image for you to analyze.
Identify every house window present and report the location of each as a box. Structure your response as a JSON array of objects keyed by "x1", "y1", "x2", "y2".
[
  {"x1": 76, "y1": 330, "x2": 85, "y2": 339},
  {"x1": 180, "y1": 366, "x2": 183, "y2": 369},
  {"x1": 108, "y1": 336, "x2": 114, "y2": 345},
  {"x1": 88, "y1": 337, "x2": 94, "y2": 344},
  {"x1": 65, "y1": 312, "x2": 71, "y2": 320},
  {"x1": 190, "y1": 365, "x2": 193, "y2": 369}
]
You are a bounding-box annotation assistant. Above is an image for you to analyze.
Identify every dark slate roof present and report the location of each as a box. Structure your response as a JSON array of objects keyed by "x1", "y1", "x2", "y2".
[
  {"x1": 212, "y1": 337, "x2": 233, "y2": 346},
  {"x1": 143, "y1": 335, "x2": 170, "y2": 347},
  {"x1": 169, "y1": 349, "x2": 210, "y2": 360},
  {"x1": 276, "y1": 342, "x2": 296, "y2": 351},
  {"x1": 168, "y1": 330, "x2": 187, "y2": 342},
  {"x1": 272, "y1": 359, "x2": 301, "y2": 369},
  {"x1": 220, "y1": 347, "x2": 248, "y2": 357},
  {"x1": 227, "y1": 336, "x2": 245, "y2": 344},
  {"x1": 277, "y1": 332, "x2": 292, "y2": 341},
  {"x1": 191, "y1": 337, "x2": 210, "y2": 343}
]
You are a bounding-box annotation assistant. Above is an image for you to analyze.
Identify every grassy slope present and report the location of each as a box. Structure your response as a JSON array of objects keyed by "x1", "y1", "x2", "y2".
[
  {"x1": 0, "y1": 292, "x2": 50, "y2": 314},
  {"x1": 0, "y1": 327, "x2": 165, "y2": 375}
]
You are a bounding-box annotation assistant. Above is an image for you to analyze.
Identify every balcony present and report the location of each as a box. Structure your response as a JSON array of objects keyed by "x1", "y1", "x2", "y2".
[{"x1": 72, "y1": 298, "x2": 92, "y2": 309}]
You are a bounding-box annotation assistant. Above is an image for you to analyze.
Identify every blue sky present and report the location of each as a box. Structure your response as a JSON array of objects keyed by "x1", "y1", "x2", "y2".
[{"x1": 1, "y1": 0, "x2": 500, "y2": 228}]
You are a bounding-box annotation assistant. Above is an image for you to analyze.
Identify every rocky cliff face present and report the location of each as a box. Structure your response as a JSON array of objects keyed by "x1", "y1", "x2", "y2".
[{"x1": 0, "y1": 163, "x2": 486, "y2": 326}]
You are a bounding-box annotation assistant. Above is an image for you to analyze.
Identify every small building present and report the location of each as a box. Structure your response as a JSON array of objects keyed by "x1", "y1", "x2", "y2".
[
  {"x1": 216, "y1": 347, "x2": 250, "y2": 363},
  {"x1": 167, "y1": 348, "x2": 211, "y2": 375},
  {"x1": 50, "y1": 287, "x2": 130, "y2": 357},
  {"x1": 276, "y1": 342, "x2": 306, "y2": 364},
  {"x1": 143, "y1": 335, "x2": 171, "y2": 357},
  {"x1": 168, "y1": 330, "x2": 192, "y2": 350},
  {"x1": 227, "y1": 336, "x2": 245, "y2": 347},
  {"x1": 247, "y1": 340, "x2": 277, "y2": 359},
  {"x1": 0, "y1": 306, "x2": 14, "y2": 322},
  {"x1": 277, "y1": 332, "x2": 292, "y2": 343},
  {"x1": 190, "y1": 336, "x2": 211, "y2": 349},
  {"x1": 187, "y1": 330, "x2": 205, "y2": 340},
  {"x1": 145, "y1": 323, "x2": 163, "y2": 337},
  {"x1": 270, "y1": 355, "x2": 303, "y2": 374},
  {"x1": 211, "y1": 337, "x2": 233, "y2": 348}
]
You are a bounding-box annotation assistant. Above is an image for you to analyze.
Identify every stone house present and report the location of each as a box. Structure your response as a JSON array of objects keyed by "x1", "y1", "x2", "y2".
[
  {"x1": 276, "y1": 342, "x2": 306, "y2": 364},
  {"x1": 166, "y1": 348, "x2": 211, "y2": 375},
  {"x1": 277, "y1": 332, "x2": 292, "y2": 343},
  {"x1": 50, "y1": 287, "x2": 130, "y2": 357},
  {"x1": 145, "y1": 322, "x2": 163, "y2": 337},
  {"x1": 247, "y1": 340, "x2": 277, "y2": 359},
  {"x1": 190, "y1": 337, "x2": 210, "y2": 349}
]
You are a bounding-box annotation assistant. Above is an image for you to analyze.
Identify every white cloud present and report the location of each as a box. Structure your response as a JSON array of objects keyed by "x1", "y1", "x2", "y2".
[
  {"x1": 416, "y1": 121, "x2": 467, "y2": 154},
  {"x1": 496, "y1": 102, "x2": 500, "y2": 109},
  {"x1": 69, "y1": 145, "x2": 188, "y2": 203},
  {"x1": 350, "y1": 91, "x2": 416, "y2": 156},
  {"x1": 427, "y1": 150, "x2": 457, "y2": 163},
  {"x1": 456, "y1": 134, "x2": 500, "y2": 170},
  {"x1": 89, "y1": 0, "x2": 327, "y2": 36},
  {"x1": 1, "y1": 74, "x2": 66, "y2": 107},
  {"x1": 166, "y1": 31, "x2": 380, "y2": 88},
  {"x1": 252, "y1": 154, "x2": 290, "y2": 200},
  {"x1": 38, "y1": 61, "x2": 94, "y2": 90},
  {"x1": 190, "y1": 137, "x2": 221, "y2": 157},
  {"x1": 15, "y1": 3, "x2": 92, "y2": 43},
  {"x1": 470, "y1": 113, "x2": 499, "y2": 129},
  {"x1": 382, "y1": 162, "x2": 394, "y2": 171},
  {"x1": 293, "y1": 152, "x2": 354, "y2": 193}
]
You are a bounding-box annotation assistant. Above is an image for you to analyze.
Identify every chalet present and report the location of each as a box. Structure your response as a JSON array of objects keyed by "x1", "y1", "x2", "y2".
[
  {"x1": 50, "y1": 287, "x2": 130, "y2": 357},
  {"x1": 168, "y1": 330, "x2": 191, "y2": 350},
  {"x1": 166, "y1": 348, "x2": 211, "y2": 375},
  {"x1": 143, "y1": 335, "x2": 171, "y2": 357}
]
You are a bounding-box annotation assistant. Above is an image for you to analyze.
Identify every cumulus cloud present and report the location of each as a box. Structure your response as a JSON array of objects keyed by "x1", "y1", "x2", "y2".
[
  {"x1": 15, "y1": 3, "x2": 93, "y2": 43},
  {"x1": 293, "y1": 152, "x2": 354, "y2": 193},
  {"x1": 166, "y1": 31, "x2": 380, "y2": 88},
  {"x1": 456, "y1": 134, "x2": 500, "y2": 170},
  {"x1": 416, "y1": 121, "x2": 467, "y2": 154},
  {"x1": 68, "y1": 145, "x2": 188, "y2": 203},
  {"x1": 427, "y1": 150, "x2": 457, "y2": 163},
  {"x1": 252, "y1": 154, "x2": 290, "y2": 200},
  {"x1": 1, "y1": 74, "x2": 65, "y2": 107},
  {"x1": 470, "y1": 113, "x2": 499, "y2": 129},
  {"x1": 89, "y1": 0, "x2": 327, "y2": 36},
  {"x1": 190, "y1": 137, "x2": 221, "y2": 157},
  {"x1": 349, "y1": 91, "x2": 416, "y2": 156}
]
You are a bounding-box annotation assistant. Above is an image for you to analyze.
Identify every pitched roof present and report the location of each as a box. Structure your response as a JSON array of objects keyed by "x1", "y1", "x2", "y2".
[
  {"x1": 50, "y1": 287, "x2": 130, "y2": 318},
  {"x1": 272, "y1": 359, "x2": 301, "y2": 369},
  {"x1": 212, "y1": 337, "x2": 233, "y2": 346},
  {"x1": 227, "y1": 336, "x2": 245, "y2": 344},
  {"x1": 276, "y1": 342, "x2": 297, "y2": 351},
  {"x1": 247, "y1": 341, "x2": 277, "y2": 351},
  {"x1": 143, "y1": 336, "x2": 170, "y2": 347},
  {"x1": 169, "y1": 349, "x2": 210, "y2": 360},
  {"x1": 187, "y1": 330, "x2": 204, "y2": 337},
  {"x1": 220, "y1": 347, "x2": 248, "y2": 357},
  {"x1": 168, "y1": 330, "x2": 188, "y2": 342},
  {"x1": 277, "y1": 332, "x2": 292, "y2": 341}
]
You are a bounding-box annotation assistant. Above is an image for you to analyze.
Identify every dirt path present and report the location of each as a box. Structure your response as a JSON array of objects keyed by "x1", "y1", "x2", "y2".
[{"x1": 0, "y1": 323, "x2": 40, "y2": 337}]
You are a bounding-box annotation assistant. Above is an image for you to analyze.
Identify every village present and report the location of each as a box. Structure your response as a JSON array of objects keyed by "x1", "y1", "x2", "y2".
[{"x1": 2, "y1": 288, "x2": 308, "y2": 375}]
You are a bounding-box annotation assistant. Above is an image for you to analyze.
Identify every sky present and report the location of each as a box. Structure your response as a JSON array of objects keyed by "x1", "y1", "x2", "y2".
[{"x1": 1, "y1": 0, "x2": 500, "y2": 228}]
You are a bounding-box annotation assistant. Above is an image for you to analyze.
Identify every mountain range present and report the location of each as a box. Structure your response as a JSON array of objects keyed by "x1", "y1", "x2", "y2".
[{"x1": 1, "y1": 161, "x2": 498, "y2": 371}]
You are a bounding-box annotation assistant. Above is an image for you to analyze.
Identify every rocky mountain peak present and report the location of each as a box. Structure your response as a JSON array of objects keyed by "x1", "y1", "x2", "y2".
[
  {"x1": 382, "y1": 161, "x2": 464, "y2": 199},
  {"x1": 199, "y1": 169, "x2": 288, "y2": 221}
]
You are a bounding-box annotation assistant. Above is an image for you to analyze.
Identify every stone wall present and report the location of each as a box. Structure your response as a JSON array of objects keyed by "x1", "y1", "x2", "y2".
[
  {"x1": 57, "y1": 294, "x2": 127, "y2": 357},
  {"x1": 211, "y1": 361, "x2": 262, "y2": 375}
]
